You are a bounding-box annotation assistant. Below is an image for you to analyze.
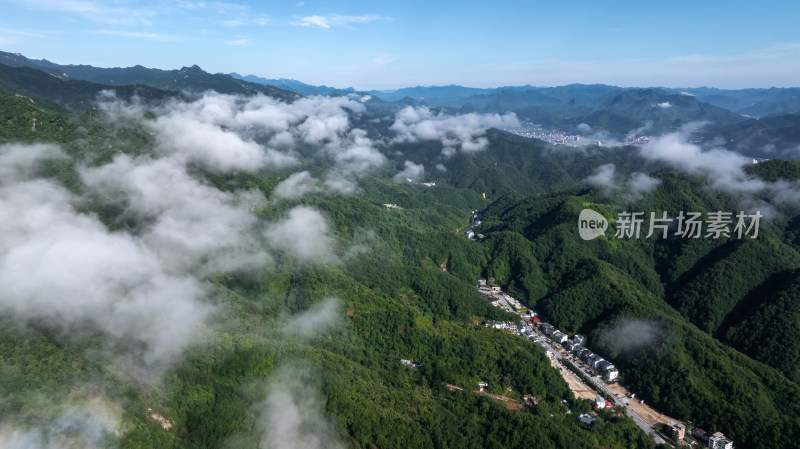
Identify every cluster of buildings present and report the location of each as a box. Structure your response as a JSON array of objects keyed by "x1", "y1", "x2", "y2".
[
  {"x1": 477, "y1": 279, "x2": 522, "y2": 312},
  {"x1": 479, "y1": 279, "x2": 619, "y2": 381},
  {"x1": 478, "y1": 279, "x2": 623, "y2": 389},
  {"x1": 484, "y1": 320, "x2": 528, "y2": 335},
  {"x1": 483, "y1": 319, "x2": 555, "y2": 360},
  {"x1": 465, "y1": 212, "x2": 485, "y2": 241},
  {"x1": 503, "y1": 123, "x2": 654, "y2": 148},
  {"x1": 477, "y1": 283, "x2": 737, "y2": 448},
  {"x1": 478, "y1": 280, "x2": 735, "y2": 448},
  {"x1": 504, "y1": 125, "x2": 584, "y2": 146},
  {"x1": 539, "y1": 323, "x2": 619, "y2": 382},
  {"x1": 692, "y1": 429, "x2": 734, "y2": 449}
]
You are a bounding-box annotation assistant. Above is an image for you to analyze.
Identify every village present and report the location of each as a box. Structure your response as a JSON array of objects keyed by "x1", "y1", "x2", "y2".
[{"x1": 476, "y1": 278, "x2": 734, "y2": 449}]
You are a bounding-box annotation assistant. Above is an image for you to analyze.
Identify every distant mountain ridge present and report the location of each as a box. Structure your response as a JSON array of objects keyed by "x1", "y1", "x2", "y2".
[
  {"x1": 4, "y1": 49, "x2": 800, "y2": 153},
  {"x1": 5, "y1": 50, "x2": 800, "y2": 117},
  {"x1": 0, "y1": 51, "x2": 299, "y2": 102},
  {"x1": 226, "y1": 72, "x2": 354, "y2": 97},
  {"x1": 0, "y1": 62, "x2": 174, "y2": 111}
]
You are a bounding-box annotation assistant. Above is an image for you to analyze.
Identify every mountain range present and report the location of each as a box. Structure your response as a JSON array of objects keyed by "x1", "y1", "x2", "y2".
[
  {"x1": 0, "y1": 51, "x2": 299, "y2": 102},
  {"x1": 5, "y1": 49, "x2": 800, "y2": 160},
  {"x1": 2, "y1": 49, "x2": 800, "y2": 448}
]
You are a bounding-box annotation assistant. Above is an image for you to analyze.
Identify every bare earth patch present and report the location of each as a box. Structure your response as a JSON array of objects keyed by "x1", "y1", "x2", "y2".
[
  {"x1": 552, "y1": 360, "x2": 599, "y2": 400},
  {"x1": 606, "y1": 383, "x2": 678, "y2": 427}
]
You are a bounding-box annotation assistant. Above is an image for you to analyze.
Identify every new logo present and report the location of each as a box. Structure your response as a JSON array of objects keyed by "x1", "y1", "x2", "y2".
[{"x1": 578, "y1": 209, "x2": 608, "y2": 240}]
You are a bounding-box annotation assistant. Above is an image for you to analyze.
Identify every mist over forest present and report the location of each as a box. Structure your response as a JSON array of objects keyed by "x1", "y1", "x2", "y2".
[{"x1": 1, "y1": 48, "x2": 800, "y2": 449}]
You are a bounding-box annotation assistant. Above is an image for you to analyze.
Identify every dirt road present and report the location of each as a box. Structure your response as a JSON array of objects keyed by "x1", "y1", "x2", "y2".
[{"x1": 552, "y1": 360, "x2": 598, "y2": 400}]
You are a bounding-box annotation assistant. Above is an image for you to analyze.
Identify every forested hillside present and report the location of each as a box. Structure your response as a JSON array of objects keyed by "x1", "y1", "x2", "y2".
[
  {"x1": 2, "y1": 57, "x2": 800, "y2": 449},
  {"x1": 474, "y1": 168, "x2": 800, "y2": 448},
  {"x1": 0, "y1": 86, "x2": 661, "y2": 449}
]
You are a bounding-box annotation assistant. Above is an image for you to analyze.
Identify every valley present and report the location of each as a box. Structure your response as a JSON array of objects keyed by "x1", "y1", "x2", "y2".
[{"x1": 0, "y1": 44, "x2": 799, "y2": 449}]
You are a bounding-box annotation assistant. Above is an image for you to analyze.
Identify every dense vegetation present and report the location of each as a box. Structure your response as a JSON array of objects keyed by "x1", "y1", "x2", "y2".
[
  {"x1": 476, "y1": 177, "x2": 800, "y2": 449},
  {"x1": 2, "y1": 62, "x2": 800, "y2": 449},
  {"x1": 0, "y1": 88, "x2": 661, "y2": 449}
]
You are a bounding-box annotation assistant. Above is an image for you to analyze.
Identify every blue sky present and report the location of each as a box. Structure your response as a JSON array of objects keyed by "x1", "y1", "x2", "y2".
[{"x1": 1, "y1": 0, "x2": 799, "y2": 90}]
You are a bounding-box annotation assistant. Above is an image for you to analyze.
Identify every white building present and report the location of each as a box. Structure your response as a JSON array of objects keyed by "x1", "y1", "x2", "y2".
[
  {"x1": 589, "y1": 354, "x2": 605, "y2": 369},
  {"x1": 708, "y1": 432, "x2": 734, "y2": 449},
  {"x1": 604, "y1": 368, "x2": 619, "y2": 382},
  {"x1": 485, "y1": 320, "x2": 512, "y2": 329},
  {"x1": 594, "y1": 396, "x2": 607, "y2": 409},
  {"x1": 551, "y1": 331, "x2": 568, "y2": 344}
]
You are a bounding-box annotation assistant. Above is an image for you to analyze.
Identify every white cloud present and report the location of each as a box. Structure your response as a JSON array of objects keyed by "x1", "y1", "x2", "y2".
[
  {"x1": 80, "y1": 154, "x2": 271, "y2": 274},
  {"x1": 264, "y1": 206, "x2": 336, "y2": 263},
  {"x1": 585, "y1": 163, "x2": 661, "y2": 202},
  {"x1": 147, "y1": 94, "x2": 300, "y2": 172},
  {"x1": 323, "y1": 176, "x2": 357, "y2": 195},
  {"x1": 151, "y1": 114, "x2": 296, "y2": 172},
  {"x1": 596, "y1": 318, "x2": 667, "y2": 359},
  {"x1": 97, "y1": 91, "x2": 384, "y2": 186},
  {"x1": 625, "y1": 121, "x2": 654, "y2": 140},
  {"x1": 255, "y1": 363, "x2": 345, "y2": 449},
  {"x1": 297, "y1": 14, "x2": 330, "y2": 28},
  {"x1": 283, "y1": 297, "x2": 341, "y2": 339},
  {"x1": 390, "y1": 106, "x2": 520, "y2": 152},
  {"x1": 657, "y1": 102, "x2": 671, "y2": 108},
  {"x1": 393, "y1": 160, "x2": 424, "y2": 183},
  {"x1": 0, "y1": 406, "x2": 119, "y2": 449},
  {"x1": 638, "y1": 132, "x2": 800, "y2": 215},
  {"x1": 461, "y1": 136, "x2": 489, "y2": 152},
  {"x1": 628, "y1": 172, "x2": 662, "y2": 198},
  {"x1": 292, "y1": 96, "x2": 365, "y2": 144},
  {"x1": 0, "y1": 144, "x2": 213, "y2": 374},
  {"x1": 585, "y1": 163, "x2": 617, "y2": 190},
  {"x1": 293, "y1": 13, "x2": 385, "y2": 29},
  {"x1": 0, "y1": 142, "x2": 65, "y2": 181},
  {"x1": 272, "y1": 171, "x2": 322, "y2": 200},
  {"x1": 13, "y1": 0, "x2": 156, "y2": 26},
  {"x1": 315, "y1": 127, "x2": 386, "y2": 175},
  {"x1": 639, "y1": 133, "x2": 753, "y2": 189},
  {"x1": 225, "y1": 38, "x2": 249, "y2": 46},
  {"x1": 0, "y1": 90, "x2": 388, "y2": 385},
  {"x1": 149, "y1": 92, "x2": 365, "y2": 152}
]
